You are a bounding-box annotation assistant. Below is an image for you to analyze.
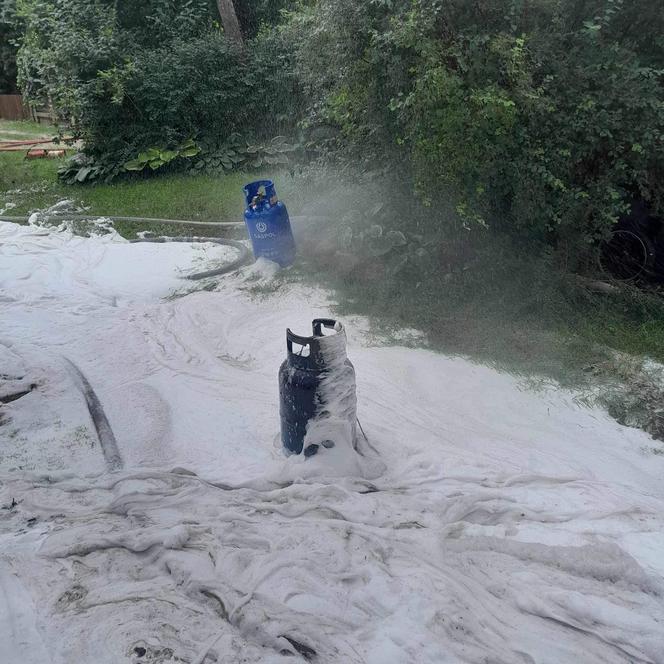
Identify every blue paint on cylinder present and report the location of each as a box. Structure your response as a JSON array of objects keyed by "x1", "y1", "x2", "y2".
[
  {"x1": 243, "y1": 179, "x2": 296, "y2": 267},
  {"x1": 279, "y1": 319, "x2": 356, "y2": 457}
]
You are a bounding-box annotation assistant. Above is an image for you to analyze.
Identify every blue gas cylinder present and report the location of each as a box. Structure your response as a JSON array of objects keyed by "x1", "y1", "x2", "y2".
[
  {"x1": 279, "y1": 319, "x2": 357, "y2": 457},
  {"x1": 243, "y1": 180, "x2": 296, "y2": 267}
]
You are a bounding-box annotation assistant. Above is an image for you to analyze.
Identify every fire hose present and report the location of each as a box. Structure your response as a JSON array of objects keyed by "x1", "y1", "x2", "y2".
[{"x1": 130, "y1": 236, "x2": 251, "y2": 280}]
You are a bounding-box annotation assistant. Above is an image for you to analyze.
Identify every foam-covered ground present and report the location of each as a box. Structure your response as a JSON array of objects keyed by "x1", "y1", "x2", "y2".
[{"x1": 1, "y1": 220, "x2": 663, "y2": 664}]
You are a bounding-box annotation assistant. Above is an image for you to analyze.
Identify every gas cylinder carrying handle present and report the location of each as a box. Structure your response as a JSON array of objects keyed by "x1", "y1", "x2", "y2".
[
  {"x1": 243, "y1": 180, "x2": 276, "y2": 207},
  {"x1": 286, "y1": 328, "x2": 313, "y2": 356}
]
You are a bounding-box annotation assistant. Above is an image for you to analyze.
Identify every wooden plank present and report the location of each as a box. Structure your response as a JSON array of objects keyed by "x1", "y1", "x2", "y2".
[{"x1": 0, "y1": 95, "x2": 30, "y2": 121}]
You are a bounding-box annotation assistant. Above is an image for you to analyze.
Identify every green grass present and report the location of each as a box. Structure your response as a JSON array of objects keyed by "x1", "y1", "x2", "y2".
[
  {"x1": 0, "y1": 151, "x2": 261, "y2": 230},
  {"x1": 0, "y1": 151, "x2": 62, "y2": 195},
  {"x1": 70, "y1": 171, "x2": 254, "y2": 220},
  {"x1": 0, "y1": 147, "x2": 313, "y2": 237},
  {"x1": 0, "y1": 119, "x2": 56, "y2": 140},
  {"x1": 290, "y1": 250, "x2": 664, "y2": 372}
]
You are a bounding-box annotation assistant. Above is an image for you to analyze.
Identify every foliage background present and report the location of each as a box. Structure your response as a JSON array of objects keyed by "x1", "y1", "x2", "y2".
[
  {"x1": 283, "y1": 0, "x2": 664, "y2": 255},
  {"x1": 15, "y1": 0, "x2": 297, "y2": 175},
  {"x1": 11, "y1": 0, "x2": 664, "y2": 263}
]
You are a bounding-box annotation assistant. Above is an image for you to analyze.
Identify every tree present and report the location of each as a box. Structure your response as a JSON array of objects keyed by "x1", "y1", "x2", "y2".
[
  {"x1": 0, "y1": 0, "x2": 20, "y2": 94},
  {"x1": 215, "y1": 0, "x2": 243, "y2": 47}
]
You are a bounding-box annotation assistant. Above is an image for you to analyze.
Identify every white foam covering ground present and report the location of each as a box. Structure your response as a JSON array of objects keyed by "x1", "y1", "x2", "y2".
[{"x1": 1, "y1": 220, "x2": 663, "y2": 664}]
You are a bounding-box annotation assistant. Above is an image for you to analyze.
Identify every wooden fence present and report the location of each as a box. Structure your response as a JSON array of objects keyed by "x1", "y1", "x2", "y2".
[{"x1": 0, "y1": 95, "x2": 30, "y2": 121}]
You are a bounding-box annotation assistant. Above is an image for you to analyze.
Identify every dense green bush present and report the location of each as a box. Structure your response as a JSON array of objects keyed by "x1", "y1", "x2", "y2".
[
  {"x1": 16, "y1": 0, "x2": 298, "y2": 179},
  {"x1": 81, "y1": 35, "x2": 250, "y2": 159},
  {"x1": 284, "y1": 0, "x2": 664, "y2": 257},
  {"x1": 234, "y1": 0, "x2": 292, "y2": 38}
]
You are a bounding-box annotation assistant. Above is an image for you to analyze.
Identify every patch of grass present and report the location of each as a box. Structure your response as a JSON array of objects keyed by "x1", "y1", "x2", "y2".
[
  {"x1": 0, "y1": 119, "x2": 56, "y2": 140},
  {"x1": 74, "y1": 171, "x2": 251, "y2": 221},
  {"x1": 288, "y1": 220, "x2": 664, "y2": 373},
  {"x1": 0, "y1": 151, "x2": 63, "y2": 195},
  {"x1": 570, "y1": 300, "x2": 664, "y2": 362},
  {"x1": 1, "y1": 151, "x2": 275, "y2": 234}
]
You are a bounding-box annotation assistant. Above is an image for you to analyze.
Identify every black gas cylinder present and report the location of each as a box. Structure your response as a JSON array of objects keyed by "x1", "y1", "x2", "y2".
[{"x1": 279, "y1": 319, "x2": 357, "y2": 457}]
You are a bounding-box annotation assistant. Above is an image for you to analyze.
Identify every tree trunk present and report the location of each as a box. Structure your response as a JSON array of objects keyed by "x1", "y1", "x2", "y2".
[{"x1": 215, "y1": 0, "x2": 244, "y2": 47}]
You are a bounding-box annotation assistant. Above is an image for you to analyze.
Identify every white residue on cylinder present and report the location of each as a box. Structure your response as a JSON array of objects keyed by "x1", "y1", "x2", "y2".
[{"x1": 302, "y1": 323, "x2": 357, "y2": 453}]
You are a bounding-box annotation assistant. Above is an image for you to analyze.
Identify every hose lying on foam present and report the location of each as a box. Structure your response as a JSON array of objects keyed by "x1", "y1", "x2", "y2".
[
  {"x1": 0, "y1": 214, "x2": 253, "y2": 281},
  {"x1": 131, "y1": 236, "x2": 251, "y2": 280},
  {"x1": 63, "y1": 357, "x2": 123, "y2": 471}
]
